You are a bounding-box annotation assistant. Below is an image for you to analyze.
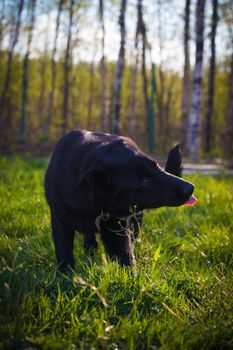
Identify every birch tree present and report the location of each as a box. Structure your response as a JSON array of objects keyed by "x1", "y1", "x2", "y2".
[
  {"x1": 44, "y1": 0, "x2": 64, "y2": 138},
  {"x1": 222, "y1": 1, "x2": 233, "y2": 158},
  {"x1": 188, "y1": 0, "x2": 206, "y2": 160},
  {"x1": 204, "y1": 0, "x2": 218, "y2": 152},
  {"x1": 129, "y1": 0, "x2": 148, "y2": 137},
  {"x1": 226, "y1": 51, "x2": 233, "y2": 158},
  {"x1": 181, "y1": 0, "x2": 191, "y2": 153},
  {"x1": 112, "y1": 0, "x2": 127, "y2": 135},
  {"x1": 62, "y1": 0, "x2": 74, "y2": 134},
  {"x1": 99, "y1": 0, "x2": 107, "y2": 131},
  {"x1": 38, "y1": 42, "x2": 48, "y2": 132},
  {"x1": 87, "y1": 59, "x2": 94, "y2": 130},
  {"x1": 157, "y1": 0, "x2": 165, "y2": 148},
  {"x1": 19, "y1": 0, "x2": 36, "y2": 140},
  {"x1": 0, "y1": 0, "x2": 6, "y2": 51},
  {"x1": 128, "y1": 2, "x2": 140, "y2": 136},
  {"x1": 128, "y1": 47, "x2": 139, "y2": 137},
  {"x1": 0, "y1": 0, "x2": 24, "y2": 131},
  {"x1": 138, "y1": 0, "x2": 149, "y2": 118}
]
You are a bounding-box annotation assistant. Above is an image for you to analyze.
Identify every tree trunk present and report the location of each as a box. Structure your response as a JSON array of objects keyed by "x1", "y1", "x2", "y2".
[
  {"x1": 87, "y1": 61, "x2": 94, "y2": 130},
  {"x1": 138, "y1": 0, "x2": 149, "y2": 119},
  {"x1": 158, "y1": 66, "x2": 165, "y2": 148},
  {"x1": 0, "y1": 0, "x2": 6, "y2": 51},
  {"x1": 62, "y1": 0, "x2": 74, "y2": 135},
  {"x1": 19, "y1": 0, "x2": 36, "y2": 141},
  {"x1": 44, "y1": 0, "x2": 64, "y2": 138},
  {"x1": 164, "y1": 75, "x2": 176, "y2": 146},
  {"x1": 38, "y1": 46, "x2": 48, "y2": 134},
  {"x1": 226, "y1": 51, "x2": 233, "y2": 158},
  {"x1": 204, "y1": 0, "x2": 218, "y2": 152},
  {"x1": 128, "y1": 0, "x2": 148, "y2": 139},
  {"x1": 132, "y1": 0, "x2": 149, "y2": 137},
  {"x1": 99, "y1": 0, "x2": 107, "y2": 131},
  {"x1": 181, "y1": 0, "x2": 191, "y2": 153},
  {"x1": 0, "y1": 0, "x2": 24, "y2": 137},
  {"x1": 128, "y1": 35, "x2": 139, "y2": 137},
  {"x1": 142, "y1": 37, "x2": 149, "y2": 115},
  {"x1": 157, "y1": 0, "x2": 165, "y2": 149},
  {"x1": 148, "y1": 62, "x2": 156, "y2": 154},
  {"x1": 188, "y1": 0, "x2": 206, "y2": 161},
  {"x1": 112, "y1": 0, "x2": 127, "y2": 135}
]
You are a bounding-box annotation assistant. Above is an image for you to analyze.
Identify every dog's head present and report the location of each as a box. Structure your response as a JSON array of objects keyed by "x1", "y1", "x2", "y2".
[{"x1": 77, "y1": 138, "x2": 195, "y2": 214}]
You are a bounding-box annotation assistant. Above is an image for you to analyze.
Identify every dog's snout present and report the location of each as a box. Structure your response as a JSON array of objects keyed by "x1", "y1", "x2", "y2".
[{"x1": 181, "y1": 182, "x2": 194, "y2": 196}]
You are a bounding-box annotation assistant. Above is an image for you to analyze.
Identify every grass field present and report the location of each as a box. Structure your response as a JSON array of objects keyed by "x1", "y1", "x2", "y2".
[{"x1": 0, "y1": 156, "x2": 232, "y2": 350}]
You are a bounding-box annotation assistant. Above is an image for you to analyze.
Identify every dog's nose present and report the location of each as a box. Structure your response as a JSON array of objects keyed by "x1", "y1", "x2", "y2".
[{"x1": 181, "y1": 182, "x2": 194, "y2": 196}]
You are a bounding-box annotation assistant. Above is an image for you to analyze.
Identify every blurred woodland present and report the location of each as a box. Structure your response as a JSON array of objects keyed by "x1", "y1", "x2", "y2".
[{"x1": 0, "y1": 0, "x2": 232, "y2": 161}]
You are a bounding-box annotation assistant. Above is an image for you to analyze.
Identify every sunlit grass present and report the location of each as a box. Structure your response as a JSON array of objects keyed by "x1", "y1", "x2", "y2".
[{"x1": 0, "y1": 157, "x2": 232, "y2": 349}]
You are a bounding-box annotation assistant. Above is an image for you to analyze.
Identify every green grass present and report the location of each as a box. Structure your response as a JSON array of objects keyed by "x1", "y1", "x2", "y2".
[{"x1": 0, "y1": 156, "x2": 233, "y2": 350}]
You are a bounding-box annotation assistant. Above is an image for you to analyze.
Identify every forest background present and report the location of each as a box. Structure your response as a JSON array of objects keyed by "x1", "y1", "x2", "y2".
[{"x1": 0, "y1": 0, "x2": 232, "y2": 162}]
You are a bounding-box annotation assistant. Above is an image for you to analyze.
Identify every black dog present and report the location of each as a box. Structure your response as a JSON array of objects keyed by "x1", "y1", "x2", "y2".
[{"x1": 45, "y1": 130, "x2": 195, "y2": 271}]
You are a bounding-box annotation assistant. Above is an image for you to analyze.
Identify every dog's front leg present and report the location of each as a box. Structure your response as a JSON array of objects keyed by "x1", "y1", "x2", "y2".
[
  {"x1": 100, "y1": 221, "x2": 135, "y2": 266},
  {"x1": 51, "y1": 212, "x2": 75, "y2": 273},
  {"x1": 83, "y1": 232, "x2": 98, "y2": 253},
  {"x1": 130, "y1": 211, "x2": 143, "y2": 239}
]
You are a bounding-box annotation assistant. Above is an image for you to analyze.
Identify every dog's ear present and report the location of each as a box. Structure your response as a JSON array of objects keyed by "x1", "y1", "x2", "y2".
[
  {"x1": 76, "y1": 167, "x2": 110, "y2": 192},
  {"x1": 165, "y1": 144, "x2": 183, "y2": 177}
]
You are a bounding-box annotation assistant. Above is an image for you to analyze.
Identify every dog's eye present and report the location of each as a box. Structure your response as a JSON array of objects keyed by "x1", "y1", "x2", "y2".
[{"x1": 141, "y1": 177, "x2": 151, "y2": 186}]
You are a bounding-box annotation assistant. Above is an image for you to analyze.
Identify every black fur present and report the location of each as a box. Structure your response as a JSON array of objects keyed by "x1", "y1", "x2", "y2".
[
  {"x1": 45, "y1": 130, "x2": 194, "y2": 271},
  {"x1": 165, "y1": 144, "x2": 183, "y2": 177}
]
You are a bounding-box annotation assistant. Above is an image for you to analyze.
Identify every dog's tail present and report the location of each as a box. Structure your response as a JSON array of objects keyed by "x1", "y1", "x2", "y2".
[{"x1": 165, "y1": 144, "x2": 183, "y2": 178}]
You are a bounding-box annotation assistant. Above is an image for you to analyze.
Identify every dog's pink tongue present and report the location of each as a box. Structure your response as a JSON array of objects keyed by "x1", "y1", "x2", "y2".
[{"x1": 184, "y1": 195, "x2": 197, "y2": 206}]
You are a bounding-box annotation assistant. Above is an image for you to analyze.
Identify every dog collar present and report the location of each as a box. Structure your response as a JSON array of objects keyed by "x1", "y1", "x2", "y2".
[{"x1": 95, "y1": 210, "x2": 142, "y2": 232}]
